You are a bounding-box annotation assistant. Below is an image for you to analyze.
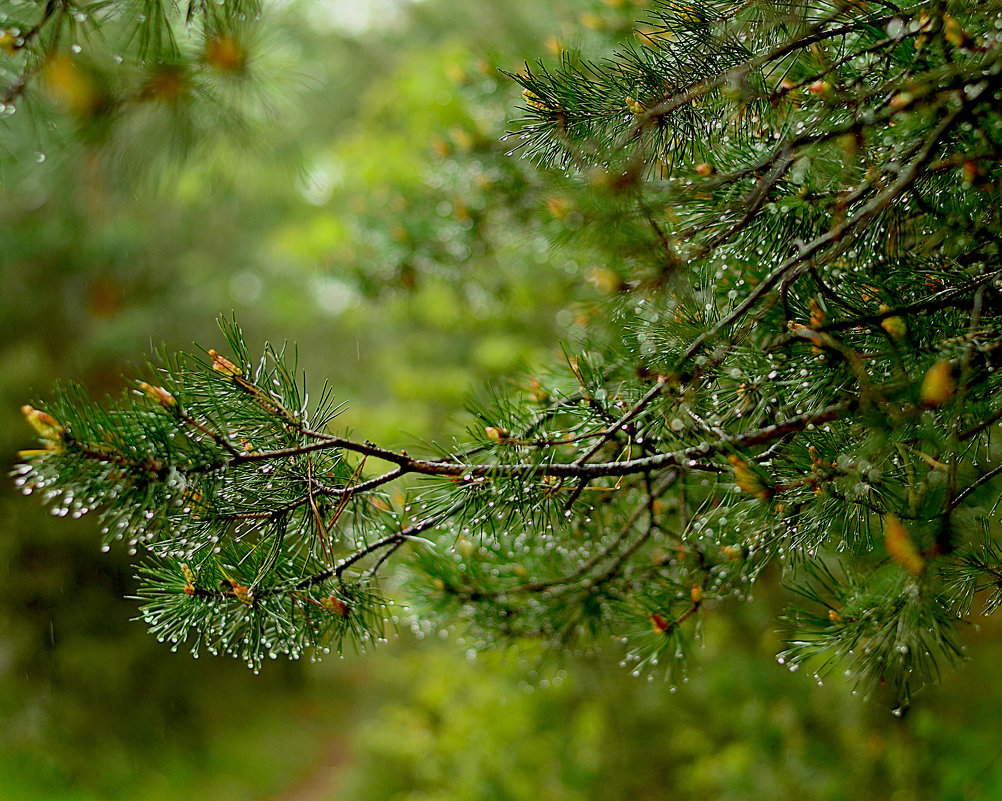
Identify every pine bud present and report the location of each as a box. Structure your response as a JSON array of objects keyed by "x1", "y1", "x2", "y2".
[
  {"x1": 649, "y1": 611, "x2": 671, "y2": 634},
  {"x1": 808, "y1": 297, "x2": 825, "y2": 328},
  {"x1": 727, "y1": 454, "x2": 771, "y2": 500},
  {"x1": 0, "y1": 30, "x2": 17, "y2": 55},
  {"x1": 777, "y1": 77, "x2": 795, "y2": 91},
  {"x1": 914, "y1": 10, "x2": 932, "y2": 50},
  {"x1": 942, "y1": 14, "x2": 972, "y2": 48},
  {"x1": 588, "y1": 267, "x2": 626, "y2": 294},
  {"x1": 668, "y1": 3, "x2": 701, "y2": 24},
  {"x1": 138, "y1": 381, "x2": 177, "y2": 409},
  {"x1": 320, "y1": 595, "x2": 349, "y2": 617},
  {"x1": 720, "y1": 544, "x2": 742, "y2": 561},
  {"x1": 431, "y1": 135, "x2": 451, "y2": 158},
  {"x1": 181, "y1": 563, "x2": 198, "y2": 585},
  {"x1": 961, "y1": 161, "x2": 981, "y2": 186},
  {"x1": 545, "y1": 195, "x2": 572, "y2": 220},
  {"x1": 807, "y1": 80, "x2": 831, "y2": 96},
  {"x1": 528, "y1": 378, "x2": 549, "y2": 404},
  {"x1": 141, "y1": 66, "x2": 187, "y2": 102},
  {"x1": 42, "y1": 54, "x2": 101, "y2": 116},
  {"x1": 208, "y1": 349, "x2": 242, "y2": 377},
  {"x1": 827, "y1": 608, "x2": 841, "y2": 623},
  {"x1": 205, "y1": 35, "x2": 245, "y2": 73},
  {"x1": 690, "y1": 585, "x2": 704, "y2": 603},
  {"x1": 807, "y1": 298, "x2": 827, "y2": 353},
  {"x1": 920, "y1": 360, "x2": 955, "y2": 407},
  {"x1": 21, "y1": 405, "x2": 64, "y2": 442},
  {"x1": 521, "y1": 88, "x2": 548, "y2": 111},
  {"x1": 544, "y1": 36, "x2": 563, "y2": 56},
  {"x1": 884, "y1": 513, "x2": 924, "y2": 577},
  {"x1": 695, "y1": 162, "x2": 715, "y2": 176},
  {"x1": 878, "y1": 305, "x2": 906, "y2": 338},
  {"x1": 227, "y1": 578, "x2": 254, "y2": 606},
  {"x1": 625, "y1": 96, "x2": 645, "y2": 115},
  {"x1": 484, "y1": 426, "x2": 509, "y2": 443}
]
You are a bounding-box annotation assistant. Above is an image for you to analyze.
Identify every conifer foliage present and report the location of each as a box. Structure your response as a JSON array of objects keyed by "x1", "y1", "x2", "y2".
[
  {"x1": 14, "y1": 0, "x2": 1002, "y2": 709},
  {"x1": 0, "y1": 0, "x2": 277, "y2": 169}
]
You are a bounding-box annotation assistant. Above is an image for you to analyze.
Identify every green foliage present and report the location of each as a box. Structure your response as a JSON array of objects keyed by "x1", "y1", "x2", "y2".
[
  {"x1": 14, "y1": 0, "x2": 1002, "y2": 718},
  {"x1": 0, "y1": 0, "x2": 292, "y2": 172},
  {"x1": 335, "y1": 611, "x2": 1002, "y2": 801}
]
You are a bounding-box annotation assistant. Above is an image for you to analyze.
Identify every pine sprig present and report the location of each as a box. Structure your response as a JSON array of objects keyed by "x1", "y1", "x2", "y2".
[{"x1": 780, "y1": 560, "x2": 966, "y2": 710}]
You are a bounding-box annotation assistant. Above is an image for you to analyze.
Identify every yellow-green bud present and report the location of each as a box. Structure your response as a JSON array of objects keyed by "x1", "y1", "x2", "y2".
[
  {"x1": 21, "y1": 405, "x2": 64, "y2": 442},
  {"x1": 208, "y1": 349, "x2": 242, "y2": 377},
  {"x1": 139, "y1": 382, "x2": 177, "y2": 408}
]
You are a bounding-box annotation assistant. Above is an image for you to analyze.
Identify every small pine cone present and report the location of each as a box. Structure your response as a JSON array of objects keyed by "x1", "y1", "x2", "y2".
[
  {"x1": 320, "y1": 596, "x2": 349, "y2": 617},
  {"x1": 878, "y1": 305, "x2": 907, "y2": 339},
  {"x1": 228, "y1": 579, "x2": 254, "y2": 606},
  {"x1": 625, "y1": 96, "x2": 645, "y2": 115},
  {"x1": 649, "y1": 611, "x2": 671, "y2": 634}
]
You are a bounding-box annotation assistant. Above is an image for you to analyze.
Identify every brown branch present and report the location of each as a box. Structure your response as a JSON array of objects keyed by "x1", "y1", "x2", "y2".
[
  {"x1": 232, "y1": 434, "x2": 411, "y2": 467},
  {"x1": 284, "y1": 501, "x2": 463, "y2": 593},
  {"x1": 959, "y1": 407, "x2": 1002, "y2": 442},
  {"x1": 560, "y1": 375, "x2": 669, "y2": 509},
  {"x1": 212, "y1": 398, "x2": 859, "y2": 485},
  {"x1": 633, "y1": 12, "x2": 907, "y2": 136},
  {"x1": 176, "y1": 407, "x2": 244, "y2": 457},
  {"x1": 702, "y1": 146, "x2": 796, "y2": 251},
  {"x1": 493, "y1": 470, "x2": 679, "y2": 596},
  {"x1": 313, "y1": 467, "x2": 403, "y2": 498},
  {"x1": 2, "y1": 0, "x2": 68, "y2": 105},
  {"x1": 951, "y1": 463, "x2": 1002, "y2": 507},
  {"x1": 807, "y1": 272, "x2": 1000, "y2": 336},
  {"x1": 675, "y1": 90, "x2": 979, "y2": 374}
]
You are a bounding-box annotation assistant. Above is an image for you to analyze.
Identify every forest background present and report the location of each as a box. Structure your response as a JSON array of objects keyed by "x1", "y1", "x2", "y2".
[{"x1": 2, "y1": 0, "x2": 1002, "y2": 798}]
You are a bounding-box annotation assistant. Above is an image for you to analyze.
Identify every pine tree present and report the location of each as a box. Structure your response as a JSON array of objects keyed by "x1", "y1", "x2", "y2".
[{"x1": 13, "y1": 0, "x2": 1002, "y2": 712}]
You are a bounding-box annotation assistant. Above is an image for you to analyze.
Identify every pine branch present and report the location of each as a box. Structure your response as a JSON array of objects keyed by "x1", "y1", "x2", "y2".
[{"x1": 15, "y1": 1, "x2": 1002, "y2": 708}]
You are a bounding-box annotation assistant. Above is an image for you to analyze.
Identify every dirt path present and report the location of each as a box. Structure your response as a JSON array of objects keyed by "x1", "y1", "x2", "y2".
[{"x1": 267, "y1": 736, "x2": 351, "y2": 801}]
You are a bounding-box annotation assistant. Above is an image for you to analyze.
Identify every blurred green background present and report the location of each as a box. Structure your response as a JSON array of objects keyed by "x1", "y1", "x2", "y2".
[{"x1": 3, "y1": 1, "x2": 1002, "y2": 798}]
